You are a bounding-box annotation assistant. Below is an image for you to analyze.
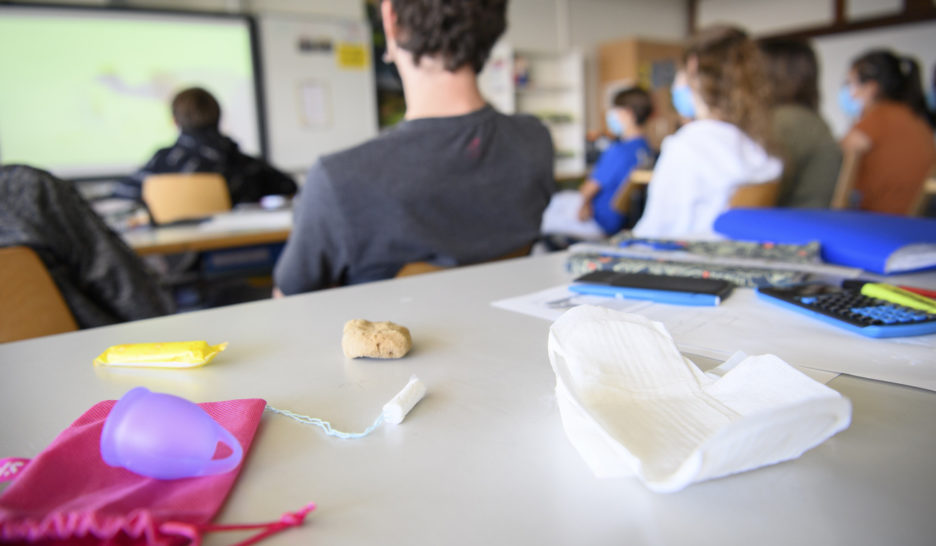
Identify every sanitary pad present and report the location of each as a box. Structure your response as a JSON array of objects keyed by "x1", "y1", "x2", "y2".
[{"x1": 547, "y1": 305, "x2": 852, "y2": 493}]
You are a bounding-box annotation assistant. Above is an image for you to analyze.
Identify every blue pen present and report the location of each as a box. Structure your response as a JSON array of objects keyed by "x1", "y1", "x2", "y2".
[{"x1": 569, "y1": 283, "x2": 721, "y2": 306}]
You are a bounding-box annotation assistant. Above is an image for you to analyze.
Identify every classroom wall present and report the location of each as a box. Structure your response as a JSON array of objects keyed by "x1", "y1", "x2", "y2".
[
  {"x1": 696, "y1": 0, "x2": 936, "y2": 138},
  {"x1": 505, "y1": 0, "x2": 687, "y2": 131}
]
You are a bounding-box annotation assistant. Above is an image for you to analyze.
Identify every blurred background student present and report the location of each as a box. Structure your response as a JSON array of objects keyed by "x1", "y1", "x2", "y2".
[
  {"x1": 759, "y1": 38, "x2": 841, "y2": 208},
  {"x1": 839, "y1": 50, "x2": 936, "y2": 215},
  {"x1": 632, "y1": 26, "x2": 781, "y2": 239},
  {"x1": 541, "y1": 86, "x2": 652, "y2": 241},
  {"x1": 0, "y1": 165, "x2": 174, "y2": 328},
  {"x1": 121, "y1": 87, "x2": 297, "y2": 206}
]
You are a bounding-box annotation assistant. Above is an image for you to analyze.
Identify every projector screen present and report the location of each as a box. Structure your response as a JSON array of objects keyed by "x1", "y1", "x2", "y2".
[{"x1": 0, "y1": 6, "x2": 263, "y2": 179}]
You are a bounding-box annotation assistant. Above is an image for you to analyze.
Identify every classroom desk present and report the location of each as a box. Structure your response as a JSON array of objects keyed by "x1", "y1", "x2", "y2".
[
  {"x1": 123, "y1": 210, "x2": 292, "y2": 256},
  {"x1": 2, "y1": 253, "x2": 935, "y2": 545},
  {"x1": 627, "y1": 170, "x2": 936, "y2": 197}
]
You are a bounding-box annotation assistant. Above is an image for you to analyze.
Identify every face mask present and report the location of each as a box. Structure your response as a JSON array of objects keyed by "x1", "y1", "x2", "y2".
[
  {"x1": 606, "y1": 109, "x2": 625, "y2": 137},
  {"x1": 926, "y1": 89, "x2": 936, "y2": 112},
  {"x1": 671, "y1": 84, "x2": 696, "y2": 119},
  {"x1": 838, "y1": 85, "x2": 864, "y2": 118}
]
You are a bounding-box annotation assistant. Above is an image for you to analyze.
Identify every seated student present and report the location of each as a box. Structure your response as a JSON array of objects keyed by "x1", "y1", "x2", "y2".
[
  {"x1": 273, "y1": 0, "x2": 554, "y2": 295},
  {"x1": 632, "y1": 26, "x2": 782, "y2": 239},
  {"x1": 540, "y1": 87, "x2": 652, "y2": 240},
  {"x1": 0, "y1": 164, "x2": 174, "y2": 328},
  {"x1": 123, "y1": 87, "x2": 297, "y2": 205},
  {"x1": 839, "y1": 49, "x2": 936, "y2": 215},
  {"x1": 759, "y1": 38, "x2": 841, "y2": 208}
]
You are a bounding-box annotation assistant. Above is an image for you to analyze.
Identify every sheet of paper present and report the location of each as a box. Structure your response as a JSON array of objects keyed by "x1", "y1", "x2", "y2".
[
  {"x1": 298, "y1": 81, "x2": 330, "y2": 127},
  {"x1": 492, "y1": 285, "x2": 840, "y2": 385}
]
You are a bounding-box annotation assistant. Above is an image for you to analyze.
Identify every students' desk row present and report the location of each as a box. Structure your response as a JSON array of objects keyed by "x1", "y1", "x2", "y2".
[
  {"x1": 122, "y1": 209, "x2": 292, "y2": 256},
  {"x1": 1, "y1": 252, "x2": 935, "y2": 545}
]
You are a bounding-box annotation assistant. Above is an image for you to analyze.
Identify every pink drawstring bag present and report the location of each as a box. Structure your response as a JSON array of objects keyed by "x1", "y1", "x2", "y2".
[{"x1": 0, "y1": 397, "x2": 313, "y2": 545}]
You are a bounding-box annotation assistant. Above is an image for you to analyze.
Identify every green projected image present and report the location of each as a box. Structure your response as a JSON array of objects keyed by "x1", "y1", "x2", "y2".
[{"x1": 0, "y1": 8, "x2": 259, "y2": 178}]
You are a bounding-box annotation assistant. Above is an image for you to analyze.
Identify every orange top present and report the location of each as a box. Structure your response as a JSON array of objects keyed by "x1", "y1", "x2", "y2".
[{"x1": 853, "y1": 101, "x2": 936, "y2": 214}]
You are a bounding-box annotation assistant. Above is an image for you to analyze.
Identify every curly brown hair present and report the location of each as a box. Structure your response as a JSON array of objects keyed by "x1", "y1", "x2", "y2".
[
  {"x1": 686, "y1": 26, "x2": 773, "y2": 147},
  {"x1": 390, "y1": 0, "x2": 508, "y2": 73}
]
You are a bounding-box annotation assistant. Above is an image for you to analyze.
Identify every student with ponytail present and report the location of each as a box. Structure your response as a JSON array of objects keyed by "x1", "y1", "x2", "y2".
[
  {"x1": 633, "y1": 26, "x2": 782, "y2": 238},
  {"x1": 839, "y1": 49, "x2": 936, "y2": 215}
]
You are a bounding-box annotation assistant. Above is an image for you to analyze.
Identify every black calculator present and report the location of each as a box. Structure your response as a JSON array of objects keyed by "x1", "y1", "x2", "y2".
[{"x1": 757, "y1": 284, "x2": 936, "y2": 338}]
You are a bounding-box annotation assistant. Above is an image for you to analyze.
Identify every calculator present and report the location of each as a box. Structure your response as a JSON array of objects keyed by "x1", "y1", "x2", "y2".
[{"x1": 756, "y1": 284, "x2": 936, "y2": 338}]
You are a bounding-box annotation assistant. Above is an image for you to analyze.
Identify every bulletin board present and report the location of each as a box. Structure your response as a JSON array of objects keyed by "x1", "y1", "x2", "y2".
[{"x1": 259, "y1": 15, "x2": 378, "y2": 174}]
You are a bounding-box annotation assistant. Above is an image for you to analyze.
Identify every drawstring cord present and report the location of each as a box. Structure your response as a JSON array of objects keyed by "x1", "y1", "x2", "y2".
[{"x1": 160, "y1": 502, "x2": 316, "y2": 546}]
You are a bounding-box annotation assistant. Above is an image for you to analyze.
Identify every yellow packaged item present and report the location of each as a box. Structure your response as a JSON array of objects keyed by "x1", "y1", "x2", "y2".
[{"x1": 93, "y1": 341, "x2": 228, "y2": 369}]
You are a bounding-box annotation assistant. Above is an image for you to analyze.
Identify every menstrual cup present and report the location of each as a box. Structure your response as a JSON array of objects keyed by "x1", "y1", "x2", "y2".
[{"x1": 100, "y1": 387, "x2": 243, "y2": 480}]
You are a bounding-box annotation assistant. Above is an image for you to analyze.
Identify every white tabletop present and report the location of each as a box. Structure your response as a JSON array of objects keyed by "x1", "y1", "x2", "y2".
[{"x1": 1, "y1": 252, "x2": 935, "y2": 545}]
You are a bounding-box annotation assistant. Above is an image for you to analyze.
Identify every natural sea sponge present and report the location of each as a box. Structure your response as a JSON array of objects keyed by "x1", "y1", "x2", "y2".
[{"x1": 342, "y1": 319, "x2": 412, "y2": 359}]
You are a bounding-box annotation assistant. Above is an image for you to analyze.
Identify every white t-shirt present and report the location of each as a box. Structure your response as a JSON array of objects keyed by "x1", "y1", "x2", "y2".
[{"x1": 632, "y1": 120, "x2": 782, "y2": 239}]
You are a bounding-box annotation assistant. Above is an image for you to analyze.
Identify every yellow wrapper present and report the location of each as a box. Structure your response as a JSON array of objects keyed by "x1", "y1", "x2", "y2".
[{"x1": 93, "y1": 341, "x2": 228, "y2": 368}]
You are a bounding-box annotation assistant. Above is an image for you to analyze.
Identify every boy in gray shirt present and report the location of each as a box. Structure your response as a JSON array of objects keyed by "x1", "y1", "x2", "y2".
[{"x1": 274, "y1": 0, "x2": 553, "y2": 294}]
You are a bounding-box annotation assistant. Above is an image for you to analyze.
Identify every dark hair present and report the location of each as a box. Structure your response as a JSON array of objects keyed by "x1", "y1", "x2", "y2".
[
  {"x1": 759, "y1": 38, "x2": 819, "y2": 110},
  {"x1": 171, "y1": 87, "x2": 221, "y2": 131},
  {"x1": 612, "y1": 87, "x2": 653, "y2": 125},
  {"x1": 390, "y1": 0, "x2": 507, "y2": 73},
  {"x1": 685, "y1": 25, "x2": 773, "y2": 147},
  {"x1": 852, "y1": 49, "x2": 933, "y2": 126}
]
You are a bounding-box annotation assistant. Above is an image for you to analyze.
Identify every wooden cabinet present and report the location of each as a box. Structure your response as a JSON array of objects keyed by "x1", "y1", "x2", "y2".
[{"x1": 597, "y1": 38, "x2": 684, "y2": 151}]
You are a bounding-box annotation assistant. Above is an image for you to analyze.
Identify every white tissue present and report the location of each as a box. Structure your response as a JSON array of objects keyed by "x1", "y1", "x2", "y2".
[
  {"x1": 548, "y1": 305, "x2": 852, "y2": 493},
  {"x1": 382, "y1": 376, "x2": 426, "y2": 424}
]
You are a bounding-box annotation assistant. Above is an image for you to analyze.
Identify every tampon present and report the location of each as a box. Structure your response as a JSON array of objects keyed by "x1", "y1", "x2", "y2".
[
  {"x1": 382, "y1": 376, "x2": 426, "y2": 424},
  {"x1": 94, "y1": 341, "x2": 228, "y2": 368}
]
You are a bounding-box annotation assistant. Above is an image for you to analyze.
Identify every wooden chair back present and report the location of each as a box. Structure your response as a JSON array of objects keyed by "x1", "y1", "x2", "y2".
[
  {"x1": 729, "y1": 180, "x2": 780, "y2": 208},
  {"x1": 142, "y1": 173, "x2": 231, "y2": 224},
  {"x1": 830, "y1": 149, "x2": 862, "y2": 209},
  {"x1": 0, "y1": 246, "x2": 78, "y2": 343},
  {"x1": 395, "y1": 243, "x2": 534, "y2": 278}
]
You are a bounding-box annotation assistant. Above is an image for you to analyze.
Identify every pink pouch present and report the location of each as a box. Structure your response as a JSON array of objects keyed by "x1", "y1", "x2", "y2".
[{"x1": 0, "y1": 397, "x2": 313, "y2": 545}]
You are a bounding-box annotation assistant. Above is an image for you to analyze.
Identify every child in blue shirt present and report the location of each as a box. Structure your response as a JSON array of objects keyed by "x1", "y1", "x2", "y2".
[
  {"x1": 541, "y1": 87, "x2": 652, "y2": 240},
  {"x1": 579, "y1": 87, "x2": 653, "y2": 234}
]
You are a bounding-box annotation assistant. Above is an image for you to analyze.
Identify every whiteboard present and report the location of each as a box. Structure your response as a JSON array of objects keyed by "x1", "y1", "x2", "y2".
[
  {"x1": 259, "y1": 15, "x2": 378, "y2": 174},
  {"x1": 813, "y1": 21, "x2": 936, "y2": 137}
]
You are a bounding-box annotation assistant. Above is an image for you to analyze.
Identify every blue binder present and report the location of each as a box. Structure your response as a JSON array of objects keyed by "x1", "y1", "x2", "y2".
[{"x1": 713, "y1": 208, "x2": 936, "y2": 274}]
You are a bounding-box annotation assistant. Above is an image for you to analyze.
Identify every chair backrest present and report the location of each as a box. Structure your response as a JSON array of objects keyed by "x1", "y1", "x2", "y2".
[
  {"x1": 729, "y1": 180, "x2": 780, "y2": 208},
  {"x1": 830, "y1": 149, "x2": 862, "y2": 209},
  {"x1": 0, "y1": 246, "x2": 78, "y2": 343},
  {"x1": 908, "y1": 171, "x2": 936, "y2": 216},
  {"x1": 142, "y1": 173, "x2": 232, "y2": 224},
  {"x1": 395, "y1": 243, "x2": 534, "y2": 278}
]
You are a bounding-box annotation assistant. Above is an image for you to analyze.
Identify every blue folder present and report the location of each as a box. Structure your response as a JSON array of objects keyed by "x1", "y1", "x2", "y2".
[{"x1": 713, "y1": 208, "x2": 936, "y2": 275}]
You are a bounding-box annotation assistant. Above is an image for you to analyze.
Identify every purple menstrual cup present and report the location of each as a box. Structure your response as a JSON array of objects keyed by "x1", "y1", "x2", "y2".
[{"x1": 100, "y1": 387, "x2": 243, "y2": 480}]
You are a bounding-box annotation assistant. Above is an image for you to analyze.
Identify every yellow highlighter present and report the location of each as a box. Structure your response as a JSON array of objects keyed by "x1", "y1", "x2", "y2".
[
  {"x1": 860, "y1": 283, "x2": 936, "y2": 314},
  {"x1": 94, "y1": 341, "x2": 228, "y2": 369}
]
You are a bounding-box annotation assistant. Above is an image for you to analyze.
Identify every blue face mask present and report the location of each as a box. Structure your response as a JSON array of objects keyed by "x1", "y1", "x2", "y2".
[
  {"x1": 838, "y1": 85, "x2": 864, "y2": 118},
  {"x1": 606, "y1": 109, "x2": 625, "y2": 137},
  {"x1": 671, "y1": 84, "x2": 696, "y2": 119}
]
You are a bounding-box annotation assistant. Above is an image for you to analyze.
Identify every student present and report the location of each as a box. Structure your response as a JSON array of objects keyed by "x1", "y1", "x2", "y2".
[
  {"x1": 274, "y1": 0, "x2": 554, "y2": 295},
  {"x1": 0, "y1": 165, "x2": 174, "y2": 328},
  {"x1": 540, "y1": 87, "x2": 652, "y2": 241},
  {"x1": 632, "y1": 26, "x2": 781, "y2": 239},
  {"x1": 581, "y1": 87, "x2": 653, "y2": 230},
  {"x1": 123, "y1": 87, "x2": 297, "y2": 205},
  {"x1": 759, "y1": 38, "x2": 841, "y2": 209},
  {"x1": 839, "y1": 50, "x2": 936, "y2": 215}
]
